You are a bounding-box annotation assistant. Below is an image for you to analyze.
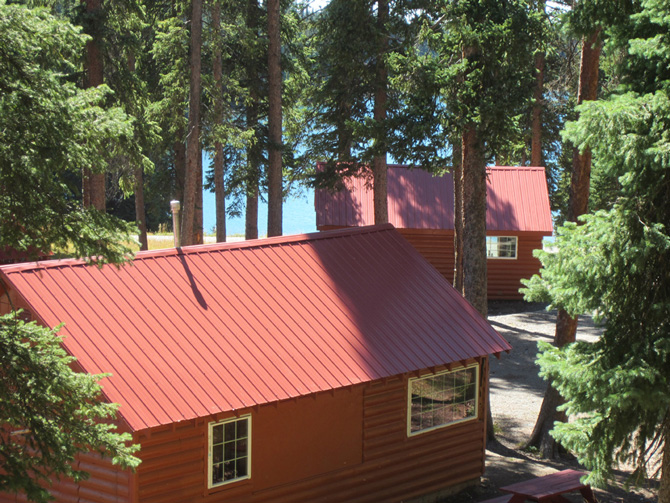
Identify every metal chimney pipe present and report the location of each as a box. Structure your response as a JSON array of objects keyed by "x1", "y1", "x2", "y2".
[{"x1": 170, "y1": 200, "x2": 181, "y2": 248}]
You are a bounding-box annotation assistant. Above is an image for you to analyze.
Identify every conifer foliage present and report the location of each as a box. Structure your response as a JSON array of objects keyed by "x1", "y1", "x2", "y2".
[
  {"x1": 0, "y1": 2, "x2": 138, "y2": 264},
  {"x1": 0, "y1": 313, "x2": 140, "y2": 503},
  {"x1": 0, "y1": 4, "x2": 141, "y2": 500},
  {"x1": 523, "y1": 1, "x2": 670, "y2": 497}
]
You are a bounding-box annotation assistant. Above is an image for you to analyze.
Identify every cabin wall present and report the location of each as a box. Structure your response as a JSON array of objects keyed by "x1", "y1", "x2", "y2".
[
  {"x1": 0, "y1": 305, "x2": 133, "y2": 503},
  {"x1": 486, "y1": 232, "x2": 546, "y2": 300},
  {"x1": 397, "y1": 229, "x2": 455, "y2": 283},
  {"x1": 395, "y1": 229, "x2": 546, "y2": 300},
  {"x1": 0, "y1": 447, "x2": 132, "y2": 503},
  {"x1": 133, "y1": 358, "x2": 487, "y2": 503}
]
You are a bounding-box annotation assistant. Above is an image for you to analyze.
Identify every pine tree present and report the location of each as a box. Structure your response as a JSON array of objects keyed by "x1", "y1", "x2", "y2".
[
  {"x1": 267, "y1": 0, "x2": 283, "y2": 237},
  {"x1": 523, "y1": 0, "x2": 670, "y2": 498},
  {"x1": 0, "y1": 5, "x2": 140, "y2": 500},
  {"x1": 392, "y1": 1, "x2": 541, "y2": 316},
  {"x1": 0, "y1": 2, "x2": 137, "y2": 263},
  {"x1": 181, "y1": 0, "x2": 203, "y2": 246},
  {"x1": 309, "y1": 0, "x2": 406, "y2": 222}
]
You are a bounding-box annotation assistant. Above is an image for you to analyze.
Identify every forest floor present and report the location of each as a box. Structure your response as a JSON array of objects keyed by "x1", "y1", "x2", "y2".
[{"x1": 435, "y1": 301, "x2": 658, "y2": 503}]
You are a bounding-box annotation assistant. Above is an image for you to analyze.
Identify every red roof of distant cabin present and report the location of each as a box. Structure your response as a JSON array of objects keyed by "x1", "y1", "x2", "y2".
[
  {"x1": 0, "y1": 225, "x2": 510, "y2": 432},
  {"x1": 315, "y1": 165, "x2": 553, "y2": 234}
]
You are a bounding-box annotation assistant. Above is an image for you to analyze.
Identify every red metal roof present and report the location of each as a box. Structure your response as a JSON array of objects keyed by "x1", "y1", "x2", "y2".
[
  {"x1": 0, "y1": 225, "x2": 510, "y2": 432},
  {"x1": 315, "y1": 165, "x2": 553, "y2": 234}
]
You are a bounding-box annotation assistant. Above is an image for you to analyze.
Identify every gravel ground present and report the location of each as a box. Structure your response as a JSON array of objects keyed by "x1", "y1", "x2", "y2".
[{"x1": 436, "y1": 301, "x2": 658, "y2": 503}]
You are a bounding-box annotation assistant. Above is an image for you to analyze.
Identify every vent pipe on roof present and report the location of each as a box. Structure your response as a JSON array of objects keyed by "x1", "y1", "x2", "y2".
[{"x1": 170, "y1": 200, "x2": 181, "y2": 248}]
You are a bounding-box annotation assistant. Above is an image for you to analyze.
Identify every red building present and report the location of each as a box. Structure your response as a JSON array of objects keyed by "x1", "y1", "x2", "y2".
[
  {"x1": 316, "y1": 165, "x2": 554, "y2": 299},
  {"x1": 0, "y1": 225, "x2": 510, "y2": 503}
]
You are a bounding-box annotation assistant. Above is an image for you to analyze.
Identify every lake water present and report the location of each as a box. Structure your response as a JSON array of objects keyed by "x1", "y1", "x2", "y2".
[{"x1": 202, "y1": 186, "x2": 317, "y2": 237}]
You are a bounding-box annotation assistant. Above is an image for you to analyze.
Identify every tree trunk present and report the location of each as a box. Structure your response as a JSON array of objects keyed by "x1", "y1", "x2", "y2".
[
  {"x1": 174, "y1": 127, "x2": 186, "y2": 206},
  {"x1": 453, "y1": 137, "x2": 464, "y2": 293},
  {"x1": 530, "y1": 50, "x2": 545, "y2": 167},
  {"x1": 245, "y1": 189, "x2": 258, "y2": 240},
  {"x1": 181, "y1": 0, "x2": 203, "y2": 247},
  {"x1": 267, "y1": 0, "x2": 282, "y2": 237},
  {"x1": 462, "y1": 125, "x2": 491, "y2": 442},
  {"x1": 372, "y1": 0, "x2": 389, "y2": 225},
  {"x1": 245, "y1": 0, "x2": 259, "y2": 240},
  {"x1": 461, "y1": 125, "x2": 487, "y2": 319},
  {"x1": 527, "y1": 29, "x2": 601, "y2": 457},
  {"x1": 659, "y1": 414, "x2": 670, "y2": 503},
  {"x1": 195, "y1": 143, "x2": 203, "y2": 244},
  {"x1": 530, "y1": 0, "x2": 546, "y2": 167},
  {"x1": 82, "y1": 0, "x2": 105, "y2": 212},
  {"x1": 568, "y1": 31, "x2": 601, "y2": 221},
  {"x1": 212, "y1": 2, "x2": 226, "y2": 243},
  {"x1": 134, "y1": 167, "x2": 148, "y2": 251},
  {"x1": 527, "y1": 311, "x2": 576, "y2": 455}
]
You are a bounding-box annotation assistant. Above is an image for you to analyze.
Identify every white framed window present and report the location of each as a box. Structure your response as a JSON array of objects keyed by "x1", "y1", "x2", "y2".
[
  {"x1": 408, "y1": 365, "x2": 479, "y2": 436},
  {"x1": 208, "y1": 415, "x2": 251, "y2": 488},
  {"x1": 486, "y1": 236, "x2": 518, "y2": 259}
]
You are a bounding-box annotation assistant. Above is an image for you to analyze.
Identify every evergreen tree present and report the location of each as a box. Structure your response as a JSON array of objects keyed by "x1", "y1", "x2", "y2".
[
  {"x1": 0, "y1": 1, "x2": 137, "y2": 263},
  {"x1": 0, "y1": 4, "x2": 141, "y2": 500},
  {"x1": 528, "y1": 0, "x2": 636, "y2": 457},
  {"x1": 211, "y1": 0, "x2": 227, "y2": 242},
  {"x1": 392, "y1": 0, "x2": 541, "y2": 317},
  {"x1": 523, "y1": 0, "x2": 670, "y2": 498},
  {"x1": 181, "y1": 0, "x2": 203, "y2": 246},
  {"x1": 309, "y1": 0, "x2": 413, "y2": 223},
  {"x1": 267, "y1": 0, "x2": 283, "y2": 236}
]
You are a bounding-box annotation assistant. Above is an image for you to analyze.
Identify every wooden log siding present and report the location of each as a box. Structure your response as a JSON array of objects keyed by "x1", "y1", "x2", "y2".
[
  {"x1": 131, "y1": 359, "x2": 487, "y2": 503},
  {"x1": 0, "y1": 454, "x2": 132, "y2": 503},
  {"x1": 398, "y1": 229, "x2": 545, "y2": 300},
  {"x1": 486, "y1": 232, "x2": 545, "y2": 300},
  {"x1": 0, "y1": 361, "x2": 488, "y2": 503},
  {"x1": 397, "y1": 229, "x2": 454, "y2": 283}
]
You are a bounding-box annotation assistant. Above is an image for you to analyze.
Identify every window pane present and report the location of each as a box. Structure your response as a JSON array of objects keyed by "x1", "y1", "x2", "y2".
[
  {"x1": 223, "y1": 461, "x2": 235, "y2": 481},
  {"x1": 465, "y1": 399, "x2": 477, "y2": 418},
  {"x1": 408, "y1": 366, "x2": 479, "y2": 434},
  {"x1": 486, "y1": 236, "x2": 516, "y2": 258},
  {"x1": 465, "y1": 383, "x2": 476, "y2": 401},
  {"x1": 236, "y1": 457, "x2": 248, "y2": 478},
  {"x1": 237, "y1": 439, "x2": 248, "y2": 456},
  {"x1": 421, "y1": 412, "x2": 433, "y2": 429},
  {"x1": 237, "y1": 419, "x2": 248, "y2": 438},
  {"x1": 213, "y1": 444, "x2": 223, "y2": 464},
  {"x1": 210, "y1": 417, "x2": 250, "y2": 487},
  {"x1": 212, "y1": 464, "x2": 223, "y2": 484},
  {"x1": 224, "y1": 441, "x2": 236, "y2": 461},
  {"x1": 465, "y1": 367, "x2": 476, "y2": 384},
  {"x1": 452, "y1": 404, "x2": 466, "y2": 421},
  {"x1": 224, "y1": 422, "x2": 236, "y2": 442},
  {"x1": 212, "y1": 424, "x2": 223, "y2": 445}
]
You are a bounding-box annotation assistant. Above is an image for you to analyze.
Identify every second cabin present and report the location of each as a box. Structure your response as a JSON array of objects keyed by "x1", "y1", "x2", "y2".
[{"x1": 315, "y1": 165, "x2": 554, "y2": 299}]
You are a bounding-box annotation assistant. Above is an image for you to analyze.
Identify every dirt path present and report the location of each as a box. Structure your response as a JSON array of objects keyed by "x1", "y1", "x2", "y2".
[{"x1": 436, "y1": 302, "x2": 657, "y2": 503}]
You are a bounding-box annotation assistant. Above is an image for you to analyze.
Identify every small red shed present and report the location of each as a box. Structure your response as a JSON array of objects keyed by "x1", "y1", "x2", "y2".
[
  {"x1": 0, "y1": 225, "x2": 510, "y2": 503},
  {"x1": 315, "y1": 165, "x2": 554, "y2": 299}
]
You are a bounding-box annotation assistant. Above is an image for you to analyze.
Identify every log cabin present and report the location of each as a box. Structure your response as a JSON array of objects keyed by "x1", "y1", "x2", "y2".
[
  {"x1": 315, "y1": 165, "x2": 554, "y2": 299},
  {"x1": 0, "y1": 225, "x2": 510, "y2": 503}
]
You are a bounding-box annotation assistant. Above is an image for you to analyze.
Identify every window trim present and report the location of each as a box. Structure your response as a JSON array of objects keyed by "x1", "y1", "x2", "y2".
[
  {"x1": 486, "y1": 235, "x2": 518, "y2": 260},
  {"x1": 407, "y1": 364, "x2": 480, "y2": 437},
  {"x1": 208, "y1": 414, "x2": 251, "y2": 489}
]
